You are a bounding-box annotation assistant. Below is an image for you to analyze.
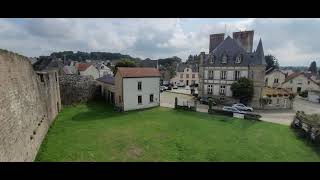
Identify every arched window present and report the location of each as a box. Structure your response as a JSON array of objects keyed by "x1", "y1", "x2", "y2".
[{"x1": 222, "y1": 54, "x2": 228, "y2": 63}]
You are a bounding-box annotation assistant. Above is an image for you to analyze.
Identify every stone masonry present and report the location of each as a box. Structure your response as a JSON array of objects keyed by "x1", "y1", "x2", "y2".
[{"x1": 0, "y1": 49, "x2": 61, "y2": 161}]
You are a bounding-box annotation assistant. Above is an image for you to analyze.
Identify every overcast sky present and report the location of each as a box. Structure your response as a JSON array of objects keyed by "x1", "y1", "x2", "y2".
[{"x1": 0, "y1": 18, "x2": 319, "y2": 66}]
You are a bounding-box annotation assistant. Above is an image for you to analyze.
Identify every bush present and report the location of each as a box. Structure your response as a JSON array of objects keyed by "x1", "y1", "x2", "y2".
[{"x1": 299, "y1": 90, "x2": 308, "y2": 98}]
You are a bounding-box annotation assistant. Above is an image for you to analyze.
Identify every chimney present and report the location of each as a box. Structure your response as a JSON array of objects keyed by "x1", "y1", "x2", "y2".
[
  {"x1": 232, "y1": 30, "x2": 254, "y2": 53},
  {"x1": 209, "y1": 33, "x2": 225, "y2": 53},
  {"x1": 199, "y1": 52, "x2": 205, "y2": 65}
]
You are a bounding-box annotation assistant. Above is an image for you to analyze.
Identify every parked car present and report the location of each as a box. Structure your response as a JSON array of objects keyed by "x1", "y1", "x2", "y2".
[
  {"x1": 173, "y1": 85, "x2": 178, "y2": 89},
  {"x1": 167, "y1": 85, "x2": 172, "y2": 90},
  {"x1": 222, "y1": 106, "x2": 246, "y2": 114},
  {"x1": 232, "y1": 103, "x2": 253, "y2": 112},
  {"x1": 160, "y1": 86, "x2": 166, "y2": 92},
  {"x1": 185, "y1": 86, "x2": 190, "y2": 90}
]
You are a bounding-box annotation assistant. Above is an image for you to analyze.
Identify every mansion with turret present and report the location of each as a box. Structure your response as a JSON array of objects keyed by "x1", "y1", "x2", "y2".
[{"x1": 198, "y1": 30, "x2": 266, "y2": 108}]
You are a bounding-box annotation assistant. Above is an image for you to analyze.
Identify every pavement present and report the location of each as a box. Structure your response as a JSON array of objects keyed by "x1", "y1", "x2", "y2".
[{"x1": 160, "y1": 92, "x2": 320, "y2": 126}]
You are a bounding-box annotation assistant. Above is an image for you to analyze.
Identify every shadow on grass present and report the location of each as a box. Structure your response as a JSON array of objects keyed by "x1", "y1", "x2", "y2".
[
  {"x1": 71, "y1": 100, "x2": 160, "y2": 122},
  {"x1": 71, "y1": 100, "x2": 124, "y2": 122},
  {"x1": 292, "y1": 129, "x2": 320, "y2": 156}
]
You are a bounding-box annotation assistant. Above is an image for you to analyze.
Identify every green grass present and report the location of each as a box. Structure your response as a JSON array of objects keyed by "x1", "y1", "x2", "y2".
[{"x1": 35, "y1": 101, "x2": 320, "y2": 162}]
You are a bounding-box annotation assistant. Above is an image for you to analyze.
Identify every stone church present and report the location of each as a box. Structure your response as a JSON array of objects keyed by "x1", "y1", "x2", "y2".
[{"x1": 198, "y1": 30, "x2": 266, "y2": 108}]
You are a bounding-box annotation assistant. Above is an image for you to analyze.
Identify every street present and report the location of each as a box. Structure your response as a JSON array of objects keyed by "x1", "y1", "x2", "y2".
[{"x1": 160, "y1": 91, "x2": 320, "y2": 126}]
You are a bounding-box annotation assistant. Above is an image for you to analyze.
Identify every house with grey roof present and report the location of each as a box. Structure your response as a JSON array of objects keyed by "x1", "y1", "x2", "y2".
[
  {"x1": 170, "y1": 63, "x2": 199, "y2": 86},
  {"x1": 198, "y1": 30, "x2": 266, "y2": 108}
]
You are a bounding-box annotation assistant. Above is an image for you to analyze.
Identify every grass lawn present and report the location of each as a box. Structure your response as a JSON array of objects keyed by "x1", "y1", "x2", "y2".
[{"x1": 36, "y1": 101, "x2": 320, "y2": 162}]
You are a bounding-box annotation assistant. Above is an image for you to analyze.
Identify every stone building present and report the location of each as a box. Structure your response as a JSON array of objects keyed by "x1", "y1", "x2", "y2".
[
  {"x1": 281, "y1": 72, "x2": 320, "y2": 94},
  {"x1": 0, "y1": 49, "x2": 61, "y2": 161},
  {"x1": 265, "y1": 68, "x2": 287, "y2": 88},
  {"x1": 170, "y1": 63, "x2": 199, "y2": 86},
  {"x1": 198, "y1": 30, "x2": 266, "y2": 108}
]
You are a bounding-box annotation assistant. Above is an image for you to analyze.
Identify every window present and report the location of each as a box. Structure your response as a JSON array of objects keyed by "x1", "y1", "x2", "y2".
[
  {"x1": 186, "y1": 74, "x2": 189, "y2": 78},
  {"x1": 274, "y1": 78, "x2": 279, "y2": 83},
  {"x1": 55, "y1": 72, "x2": 58, "y2": 82},
  {"x1": 290, "y1": 80, "x2": 293, "y2": 84},
  {"x1": 150, "y1": 94, "x2": 154, "y2": 103},
  {"x1": 220, "y1": 85, "x2": 226, "y2": 95},
  {"x1": 210, "y1": 55, "x2": 215, "y2": 64},
  {"x1": 308, "y1": 81, "x2": 310, "y2": 85},
  {"x1": 180, "y1": 74, "x2": 183, "y2": 78},
  {"x1": 221, "y1": 71, "x2": 227, "y2": 80},
  {"x1": 119, "y1": 96, "x2": 122, "y2": 103},
  {"x1": 277, "y1": 98, "x2": 280, "y2": 104},
  {"x1": 138, "y1": 95, "x2": 142, "y2": 104},
  {"x1": 222, "y1": 54, "x2": 228, "y2": 63},
  {"x1": 138, "y1": 82, "x2": 142, "y2": 90},
  {"x1": 235, "y1": 71, "x2": 240, "y2": 80},
  {"x1": 192, "y1": 74, "x2": 195, "y2": 78},
  {"x1": 187, "y1": 69, "x2": 189, "y2": 72},
  {"x1": 235, "y1": 55, "x2": 242, "y2": 64},
  {"x1": 39, "y1": 74, "x2": 44, "y2": 82},
  {"x1": 208, "y1": 85, "x2": 213, "y2": 94},
  {"x1": 209, "y1": 70, "x2": 214, "y2": 79}
]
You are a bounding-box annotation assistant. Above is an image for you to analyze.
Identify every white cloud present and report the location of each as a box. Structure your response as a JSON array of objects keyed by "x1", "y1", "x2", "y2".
[{"x1": 0, "y1": 18, "x2": 319, "y2": 66}]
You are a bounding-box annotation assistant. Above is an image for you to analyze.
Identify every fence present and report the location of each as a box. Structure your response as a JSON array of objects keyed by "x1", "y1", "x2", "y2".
[{"x1": 174, "y1": 97, "x2": 197, "y2": 111}]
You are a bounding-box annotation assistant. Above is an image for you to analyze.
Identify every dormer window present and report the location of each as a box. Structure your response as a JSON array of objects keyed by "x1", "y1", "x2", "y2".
[
  {"x1": 222, "y1": 54, "x2": 228, "y2": 64},
  {"x1": 211, "y1": 55, "x2": 216, "y2": 64},
  {"x1": 235, "y1": 55, "x2": 242, "y2": 64}
]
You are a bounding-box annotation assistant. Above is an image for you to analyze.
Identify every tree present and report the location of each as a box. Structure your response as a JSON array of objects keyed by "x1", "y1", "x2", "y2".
[
  {"x1": 231, "y1": 77, "x2": 254, "y2": 104},
  {"x1": 265, "y1": 54, "x2": 279, "y2": 70},
  {"x1": 308, "y1": 61, "x2": 317, "y2": 74},
  {"x1": 113, "y1": 59, "x2": 136, "y2": 74}
]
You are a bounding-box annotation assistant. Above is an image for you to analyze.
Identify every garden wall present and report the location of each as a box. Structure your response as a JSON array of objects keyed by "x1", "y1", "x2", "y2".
[
  {"x1": 59, "y1": 74, "x2": 100, "y2": 105},
  {"x1": 0, "y1": 49, "x2": 61, "y2": 161}
]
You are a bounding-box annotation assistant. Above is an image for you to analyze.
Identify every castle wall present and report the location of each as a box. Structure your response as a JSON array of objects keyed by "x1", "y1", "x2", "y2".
[{"x1": 0, "y1": 50, "x2": 60, "y2": 161}]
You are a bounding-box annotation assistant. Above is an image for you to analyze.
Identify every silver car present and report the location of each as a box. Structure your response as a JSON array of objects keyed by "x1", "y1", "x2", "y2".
[
  {"x1": 232, "y1": 103, "x2": 253, "y2": 112},
  {"x1": 222, "y1": 106, "x2": 244, "y2": 113}
]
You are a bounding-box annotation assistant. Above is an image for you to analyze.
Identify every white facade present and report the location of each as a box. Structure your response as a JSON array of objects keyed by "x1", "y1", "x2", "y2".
[
  {"x1": 80, "y1": 65, "x2": 100, "y2": 79},
  {"x1": 170, "y1": 67, "x2": 199, "y2": 86},
  {"x1": 123, "y1": 77, "x2": 160, "y2": 111},
  {"x1": 282, "y1": 74, "x2": 320, "y2": 93},
  {"x1": 97, "y1": 64, "x2": 113, "y2": 77},
  {"x1": 202, "y1": 67, "x2": 248, "y2": 98}
]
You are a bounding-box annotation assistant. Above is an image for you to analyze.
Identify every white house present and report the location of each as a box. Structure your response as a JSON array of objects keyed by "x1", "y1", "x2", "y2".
[
  {"x1": 282, "y1": 72, "x2": 320, "y2": 94},
  {"x1": 95, "y1": 63, "x2": 113, "y2": 77},
  {"x1": 265, "y1": 68, "x2": 287, "y2": 88},
  {"x1": 170, "y1": 63, "x2": 199, "y2": 86},
  {"x1": 76, "y1": 63, "x2": 100, "y2": 79},
  {"x1": 96, "y1": 67, "x2": 160, "y2": 111}
]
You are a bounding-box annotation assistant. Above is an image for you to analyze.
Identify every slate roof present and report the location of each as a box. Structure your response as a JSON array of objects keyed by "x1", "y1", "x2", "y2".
[
  {"x1": 117, "y1": 67, "x2": 160, "y2": 78},
  {"x1": 203, "y1": 35, "x2": 266, "y2": 66},
  {"x1": 96, "y1": 75, "x2": 115, "y2": 85},
  {"x1": 176, "y1": 63, "x2": 198, "y2": 72},
  {"x1": 266, "y1": 68, "x2": 287, "y2": 76}
]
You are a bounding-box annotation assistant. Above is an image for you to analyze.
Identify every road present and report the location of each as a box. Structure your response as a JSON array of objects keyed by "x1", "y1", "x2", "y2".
[{"x1": 160, "y1": 92, "x2": 320, "y2": 126}]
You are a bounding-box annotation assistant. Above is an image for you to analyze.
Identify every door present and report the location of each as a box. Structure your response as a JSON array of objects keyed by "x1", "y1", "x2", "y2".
[{"x1": 297, "y1": 87, "x2": 302, "y2": 93}]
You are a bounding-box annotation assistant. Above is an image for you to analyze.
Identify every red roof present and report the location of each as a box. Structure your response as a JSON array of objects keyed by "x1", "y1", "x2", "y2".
[
  {"x1": 76, "y1": 63, "x2": 92, "y2": 71},
  {"x1": 117, "y1": 67, "x2": 160, "y2": 78},
  {"x1": 283, "y1": 72, "x2": 320, "y2": 86}
]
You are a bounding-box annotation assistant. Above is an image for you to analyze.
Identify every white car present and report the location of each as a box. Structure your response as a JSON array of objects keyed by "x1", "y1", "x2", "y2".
[
  {"x1": 173, "y1": 85, "x2": 178, "y2": 89},
  {"x1": 232, "y1": 103, "x2": 253, "y2": 112},
  {"x1": 222, "y1": 106, "x2": 246, "y2": 114},
  {"x1": 185, "y1": 86, "x2": 190, "y2": 90}
]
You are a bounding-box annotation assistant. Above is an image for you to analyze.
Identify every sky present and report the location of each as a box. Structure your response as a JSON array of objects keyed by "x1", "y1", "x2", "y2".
[{"x1": 0, "y1": 18, "x2": 320, "y2": 66}]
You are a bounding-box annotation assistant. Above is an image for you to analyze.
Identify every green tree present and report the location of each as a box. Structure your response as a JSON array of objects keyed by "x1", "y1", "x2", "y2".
[
  {"x1": 265, "y1": 54, "x2": 279, "y2": 70},
  {"x1": 113, "y1": 59, "x2": 136, "y2": 74},
  {"x1": 308, "y1": 61, "x2": 317, "y2": 74},
  {"x1": 231, "y1": 77, "x2": 254, "y2": 104}
]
